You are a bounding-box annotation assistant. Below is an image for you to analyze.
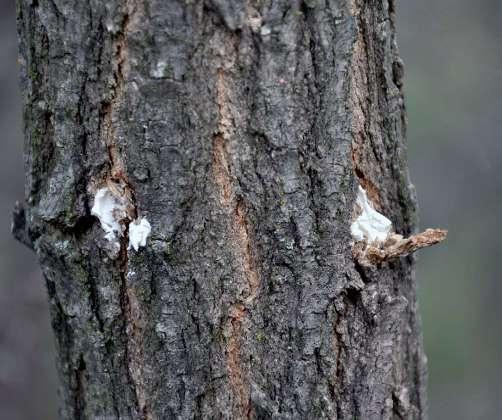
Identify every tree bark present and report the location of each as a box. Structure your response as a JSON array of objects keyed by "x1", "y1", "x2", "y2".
[{"x1": 14, "y1": 0, "x2": 426, "y2": 418}]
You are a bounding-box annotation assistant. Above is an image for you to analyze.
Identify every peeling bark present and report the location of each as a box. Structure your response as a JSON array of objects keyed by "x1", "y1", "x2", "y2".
[{"x1": 15, "y1": 0, "x2": 428, "y2": 418}]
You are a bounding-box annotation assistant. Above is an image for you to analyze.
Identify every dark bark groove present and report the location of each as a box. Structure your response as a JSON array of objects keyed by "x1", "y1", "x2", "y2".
[{"x1": 15, "y1": 0, "x2": 426, "y2": 418}]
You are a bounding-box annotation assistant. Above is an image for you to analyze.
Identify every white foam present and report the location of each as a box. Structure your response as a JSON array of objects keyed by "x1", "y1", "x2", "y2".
[
  {"x1": 128, "y1": 217, "x2": 151, "y2": 251},
  {"x1": 351, "y1": 186, "x2": 392, "y2": 243},
  {"x1": 91, "y1": 187, "x2": 127, "y2": 243}
]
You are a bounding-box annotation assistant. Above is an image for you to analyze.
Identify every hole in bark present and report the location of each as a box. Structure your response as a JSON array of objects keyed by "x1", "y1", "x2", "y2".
[
  {"x1": 72, "y1": 216, "x2": 96, "y2": 238},
  {"x1": 392, "y1": 59, "x2": 404, "y2": 88},
  {"x1": 345, "y1": 287, "x2": 360, "y2": 306},
  {"x1": 388, "y1": 0, "x2": 396, "y2": 15}
]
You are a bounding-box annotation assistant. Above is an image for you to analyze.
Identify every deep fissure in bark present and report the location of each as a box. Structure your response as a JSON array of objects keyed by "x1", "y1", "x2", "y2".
[{"x1": 15, "y1": 0, "x2": 427, "y2": 418}]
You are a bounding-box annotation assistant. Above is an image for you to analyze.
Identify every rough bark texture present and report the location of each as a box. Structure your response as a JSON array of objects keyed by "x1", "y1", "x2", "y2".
[{"x1": 15, "y1": 0, "x2": 426, "y2": 418}]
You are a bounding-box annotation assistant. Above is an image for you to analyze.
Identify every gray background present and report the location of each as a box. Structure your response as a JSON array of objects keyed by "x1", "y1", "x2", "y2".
[{"x1": 1, "y1": 1, "x2": 500, "y2": 418}]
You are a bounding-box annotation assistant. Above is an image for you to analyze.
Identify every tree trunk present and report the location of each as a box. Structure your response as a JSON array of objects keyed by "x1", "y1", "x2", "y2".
[{"x1": 14, "y1": 0, "x2": 426, "y2": 418}]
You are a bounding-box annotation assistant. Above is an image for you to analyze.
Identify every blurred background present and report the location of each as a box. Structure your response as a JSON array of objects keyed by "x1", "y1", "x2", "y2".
[{"x1": 1, "y1": 1, "x2": 501, "y2": 418}]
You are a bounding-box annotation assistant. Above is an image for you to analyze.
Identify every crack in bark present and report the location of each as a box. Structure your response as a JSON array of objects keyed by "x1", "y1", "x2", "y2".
[
  {"x1": 213, "y1": 132, "x2": 258, "y2": 418},
  {"x1": 212, "y1": 134, "x2": 233, "y2": 207},
  {"x1": 234, "y1": 201, "x2": 260, "y2": 304},
  {"x1": 212, "y1": 62, "x2": 260, "y2": 419},
  {"x1": 100, "y1": 1, "x2": 151, "y2": 418},
  {"x1": 226, "y1": 304, "x2": 252, "y2": 419},
  {"x1": 74, "y1": 354, "x2": 87, "y2": 419},
  {"x1": 349, "y1": 4, "x2": 384, "y2": 209}
]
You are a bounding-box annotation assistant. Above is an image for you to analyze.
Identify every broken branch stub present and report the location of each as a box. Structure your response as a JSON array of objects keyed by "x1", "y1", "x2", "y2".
[
  {"x1": 351, "y1": 185, "x2": 447, "y2": 267},
  {"x1": 353, "y1": 229, "x2": 448, "y2": 267}
]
